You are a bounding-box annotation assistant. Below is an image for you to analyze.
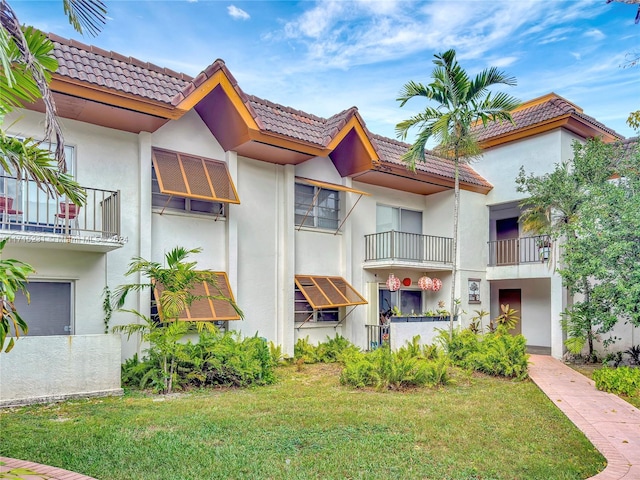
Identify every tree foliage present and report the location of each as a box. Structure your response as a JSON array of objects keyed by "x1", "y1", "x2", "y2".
[
  {"x1": 113, "y1": 246, "x2": 243, "y2": 393},
  {"x1": 518, "y1": 138, "x2": 640, "y2": 358},
  {"x1": 396, "y1": 49, "x2": 519, "y2": 337}
]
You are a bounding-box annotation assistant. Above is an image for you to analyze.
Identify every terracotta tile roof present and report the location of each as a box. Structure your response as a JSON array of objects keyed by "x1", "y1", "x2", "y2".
[
  {"x1": 473, "y1": 94, "x2": 621, "y2": 141},
  {"x1": 45, "y1": 33, "x2": 488, "y2": 186},
  {"x1": 48, "y1": 33, "x2": 190, "y2": 104},
  {"x1": 371, "y1": 134, "x2": 493, "y2": 188},
  {"x1": 245, "y1": 95, "x2": 339, "y2": 146}
]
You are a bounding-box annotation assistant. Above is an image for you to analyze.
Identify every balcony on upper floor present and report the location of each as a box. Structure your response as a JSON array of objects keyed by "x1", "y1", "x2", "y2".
[
  {"x1": 363, "y1": 230, "x2": 453, "y2": 271},
  {"x1": 0, "y1": 175, "x2": 126, "y2": 252},
  {"x1": 486, "y1": 235, "x2": 553, "y2": 280}
]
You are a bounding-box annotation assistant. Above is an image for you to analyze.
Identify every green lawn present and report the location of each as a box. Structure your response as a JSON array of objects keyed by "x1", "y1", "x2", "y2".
[{"x1": 1, "y1": 364, "x2": 605, "y2": 480}]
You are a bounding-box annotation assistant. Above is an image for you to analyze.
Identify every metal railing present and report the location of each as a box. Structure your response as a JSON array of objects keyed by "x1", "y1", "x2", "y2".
[
  {"x1": 0, "y1": 174, "x2": 122, "y2": 240},
  {"x1": 487, "y1": 235, "x2": 551, "y2": 266},
  {"x1": 366, "y1": 324, "x2": 390, "y2": 351},
  {"x1": 364, "y1": 230, "x2": 453, "y2": 264}
]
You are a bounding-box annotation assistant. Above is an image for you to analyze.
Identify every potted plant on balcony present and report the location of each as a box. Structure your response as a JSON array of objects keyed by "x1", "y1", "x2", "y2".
[{"x1": 537, "y1": 238, "x2": 552, "y2": 261}]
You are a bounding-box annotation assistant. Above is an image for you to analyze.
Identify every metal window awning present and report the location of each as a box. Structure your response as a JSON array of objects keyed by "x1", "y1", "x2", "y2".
[
  {"x1": 295, "y1": 275, "x2": 367, "y2": 329},
  {"x1": 295, "y1": 177, "x2": 370, "y2": 234},
  {"x1": 294, "y1": 275, "x2": 367, "y2": 309},
  {"x1": 153, "y1": 148, "x2": 240, "y2": 204},
  {"x1": 153, "y1": 272, "x2": 241, "y2": 321}
]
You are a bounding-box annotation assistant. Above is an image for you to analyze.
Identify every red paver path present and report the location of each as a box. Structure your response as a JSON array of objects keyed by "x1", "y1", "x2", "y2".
[
  {"x1": 529, "y1": 354, "x2": 640, "y2": 479},
  {"x1": 0, "y1": 456, "x2": 97, "y2": 479}
]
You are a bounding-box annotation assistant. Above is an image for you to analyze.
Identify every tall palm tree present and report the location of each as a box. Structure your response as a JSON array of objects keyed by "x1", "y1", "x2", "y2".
[{"x1": 396, "y1": 49, "x2": 519, "y2": 337}]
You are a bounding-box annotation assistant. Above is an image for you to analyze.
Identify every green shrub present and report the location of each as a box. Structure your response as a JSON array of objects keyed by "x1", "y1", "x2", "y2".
[
  {"x1": 593, "y1": 366, "x2": 640, "y2": 397},
  {"x1": 122, "y1": 331, "x2": 276, "y2": 392},
  {"x1": 436, "y1": 328, "x2": 480, "y2": 365},
  {"x1": 340, "y1": 343, "x2": 449, "y2": 390},
  {"x1": 294, "y1": 336, "x2": 319, "y2": 363},
  {"x1": 294, "y1": 334, "x2": 360, "y2": 364},
  {"x1": 466, "y1": 329, "x2": 529, "y2": 380}
]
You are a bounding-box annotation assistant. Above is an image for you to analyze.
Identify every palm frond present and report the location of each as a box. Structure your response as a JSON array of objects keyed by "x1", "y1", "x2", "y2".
[
  {"x1": 62, "y1": 0, "x2": 107, "y2": 37},
  {"x1": 0, "y1": 132, "x2": 86, "y2": 204}
]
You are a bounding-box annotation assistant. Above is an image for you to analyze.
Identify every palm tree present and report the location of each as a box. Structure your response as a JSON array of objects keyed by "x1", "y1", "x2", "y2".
[
  {"x1": 113, "y1": 247, "x2": 243, "y2": 393},
  {"x1": 0, "y1": 0, "x2": 105, "y2": 201},
  {"x1": 0, "y1": 0, "x2": 105, "y2": 351},
  {"x1": 396, "y1": 49, "x2": 519, "y2": 337}
]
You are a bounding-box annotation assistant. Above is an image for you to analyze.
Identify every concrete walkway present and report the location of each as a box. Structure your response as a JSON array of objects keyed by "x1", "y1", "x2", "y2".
[
  {"x1": 529, "y1": 354, "x2": 640, "y2": 479},
  {"x1": 0, "y1": 456, "x2": 96, "y2": 479}
]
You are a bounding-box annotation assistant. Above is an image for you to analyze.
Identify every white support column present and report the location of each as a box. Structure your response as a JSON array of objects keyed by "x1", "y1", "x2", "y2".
[
  {"x1": 225, "y1": 150, "x2": 239, "y2": 299},
  {"x1": 550, "y1": 272, "x2": 564, "y2": 359},
  {"x1": 278, "y1": 164, "x2": 296, "y2": 355},
  {"x1": 137, "y1": 132, "x2": 153, "y2": 358}
]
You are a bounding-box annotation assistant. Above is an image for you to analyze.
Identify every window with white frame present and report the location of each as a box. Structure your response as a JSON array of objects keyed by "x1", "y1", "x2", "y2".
[
  {"x1": 13, "y1": 281, "x2": 73, "y2": 335},
  {"x1": 1, "y1": 143, "x2": 75, "y2": 226},
  {"x1": 295, "y1": 183, "x2": 340, "y2": 230},
  {"x1": 294, "y1": 287, "x2": 339, "y2": 322},
  {"x1": 376, "y1": 205, "x2": 422, "y2": 234}
]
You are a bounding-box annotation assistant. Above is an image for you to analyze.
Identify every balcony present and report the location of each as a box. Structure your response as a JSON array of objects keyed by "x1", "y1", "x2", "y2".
[
  {"x1": 487, "y1": 235, "x2": 551, "y2": 266},
  {"x1": 0, "y1": 175, "x2": 125, "y2": 252},
  {"x1": 364, "y1": 231, "x2": 453, "y2": 270}
]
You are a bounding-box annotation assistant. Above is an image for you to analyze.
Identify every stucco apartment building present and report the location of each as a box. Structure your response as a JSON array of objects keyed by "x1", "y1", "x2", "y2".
[{"x1": 0, "y1": 33, "x2": 635, "y2": 405}]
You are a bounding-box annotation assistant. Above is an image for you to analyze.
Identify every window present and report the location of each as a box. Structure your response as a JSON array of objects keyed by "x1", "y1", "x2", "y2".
[
  {"x1": 380, "y1": 289, "x2": 423, "y2": 316},
  {"x1": 1, "y1": 143, "x2": 75, "y2": 226},
  {"x1": 151, "y1": 148, "x2": 239, "y2": 216},
  {"x1": 295, "y1": 288, "x2": 339, "y2": 322},
  {"x1": 295, "y1": 183, "x2": 340, "y2": 229},
  {"x1": 13, "y1": 281, "x2": 72, "y2": 335},
  {"x1": 376, "y1": 205, "x2": 422, "y2": 234},
  {"x1": 152, "y1": 165, "x2": 225, "y2": 215}
]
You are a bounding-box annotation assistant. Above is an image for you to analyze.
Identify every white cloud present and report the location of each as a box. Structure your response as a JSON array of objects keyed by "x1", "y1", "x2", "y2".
[
  {"x1": 276, "y1": 0, "x2": 593, "y2": 72},
  {"x1": 570, "y1": 52, "x2": 582, "y2": 61},
  {"x1": 584, "y1": 28, "x2": 605, "y2": 40},
  {"x1": 227, "y1": 5, "x2": 250, "y2": 21}
]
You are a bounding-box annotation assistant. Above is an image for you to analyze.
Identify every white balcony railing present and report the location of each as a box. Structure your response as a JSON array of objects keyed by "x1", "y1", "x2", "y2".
[
  {"x1": 0, "y1": 174, "x2": 124, "y2": 247},
  {"x1": 487, "y1": 235, "x2": 552, "y2": 266},
  {"x1": 364, "y1": 231, "x2": 453, "y2": 265}
]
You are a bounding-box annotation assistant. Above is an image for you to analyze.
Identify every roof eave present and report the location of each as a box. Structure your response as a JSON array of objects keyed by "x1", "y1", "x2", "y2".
[{"x1": 479, "y1": 114, "x2": 621, "y2": 149}]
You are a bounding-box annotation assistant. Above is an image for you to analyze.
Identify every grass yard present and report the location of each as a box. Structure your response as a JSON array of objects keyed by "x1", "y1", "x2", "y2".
[{"x1": 1, "y1": 364, "x2": 604, "y2": 480}]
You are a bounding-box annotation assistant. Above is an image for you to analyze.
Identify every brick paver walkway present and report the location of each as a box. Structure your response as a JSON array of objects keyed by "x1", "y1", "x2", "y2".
[
  {"x1": 529, "y1": 354, "x2": 640, "y2": 479},
  {"x1": 0, "y1": 456, "x2": 96, "y2": 479}
]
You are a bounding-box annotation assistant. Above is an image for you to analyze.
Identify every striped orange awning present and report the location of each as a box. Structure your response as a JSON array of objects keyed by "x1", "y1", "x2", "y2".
[
  {"x1": 294, "y1": 275, "x2": 367, "y2": 309},
  {"x1": 152, "y1": 148, "x2": 240, "y2": 204},
  {"x1": 154, "y1": 272, "x2": 241, "y2": 321}
]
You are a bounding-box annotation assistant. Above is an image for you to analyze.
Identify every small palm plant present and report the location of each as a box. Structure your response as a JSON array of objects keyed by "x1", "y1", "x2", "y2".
[
  {"x1": 113, "y1": 246, "x2": 242, "y2": 393},
  {"x1": 0, "y1": 239, "x2": 35, "y2": 353}
]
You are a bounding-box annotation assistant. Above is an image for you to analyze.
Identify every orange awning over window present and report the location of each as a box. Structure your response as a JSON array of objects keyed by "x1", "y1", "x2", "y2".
[
  {"x1": 295, "y1": 177, "x2": 371, "y2": 196},
  {"x1": 154, "y1": 272, "x2": 241, "y2": 321},
  {"x1": 152, "y1": 148, "x2": 240, "y2": 204},
  {"x1": 294, "y1": 275, "x2": 367, "y2": 309}
]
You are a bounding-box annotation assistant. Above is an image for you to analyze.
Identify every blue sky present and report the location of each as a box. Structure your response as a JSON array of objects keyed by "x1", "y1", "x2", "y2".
[{"x1": 12, "y1": 0, "x2": 640, "y2": 141}]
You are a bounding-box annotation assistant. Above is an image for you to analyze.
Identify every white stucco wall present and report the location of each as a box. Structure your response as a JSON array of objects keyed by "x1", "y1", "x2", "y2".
[
  {"x1": 489, "y1": 278, "x2": 552, "y2": 347},
  {"x1": 0, "y1": 334, "x2": 122, "y2": 406},
  {"x1": 390, "y1": 320, "x2": 450, "y2": 350}
]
